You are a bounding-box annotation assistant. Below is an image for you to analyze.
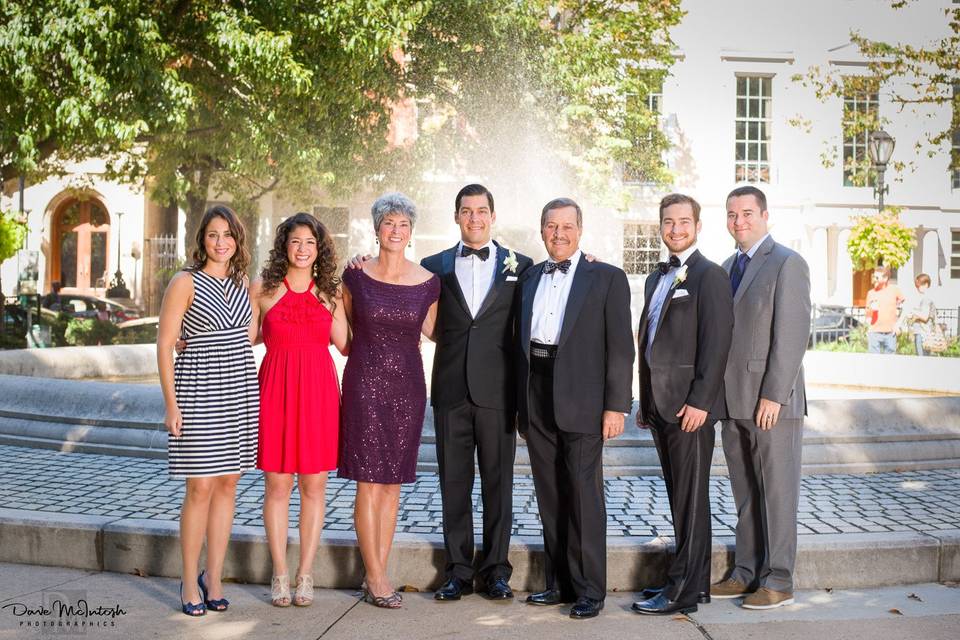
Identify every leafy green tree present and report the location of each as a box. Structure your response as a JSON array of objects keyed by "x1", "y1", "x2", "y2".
[
  {"x1": 847, "y1": 209, "x2": 915, "y2": 270},
  {"x1": 792, "y1": 1, "x2": 959, "y2": 184},
  {"x1": 0, "y1": 210, "x2": 27, "y2": 332},
  {"x1": 2, "y1": 0, "x2": 681, "y2": 250},
  {"x1": 401, "y1": 0, "x2": 682, "y2": 208}
]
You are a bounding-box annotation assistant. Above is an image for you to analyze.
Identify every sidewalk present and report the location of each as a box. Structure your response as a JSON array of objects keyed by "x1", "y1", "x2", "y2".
[
  {"x1": 1, "y1": 444, "x2": 959, "y2": 591},
  {"x1": 0, "y1": 562, "x2": 958, "y2": 640}
]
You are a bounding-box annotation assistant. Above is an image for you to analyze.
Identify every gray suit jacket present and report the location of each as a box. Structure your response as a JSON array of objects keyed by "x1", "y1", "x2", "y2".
[{"x1": 722, "y1": 235, "x2": 811, "y2": 420}]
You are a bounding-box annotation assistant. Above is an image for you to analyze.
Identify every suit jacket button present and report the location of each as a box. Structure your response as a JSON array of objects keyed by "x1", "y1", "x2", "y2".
[{"x1": 471, "y1": 323, "x2": 478, "y2": 329}]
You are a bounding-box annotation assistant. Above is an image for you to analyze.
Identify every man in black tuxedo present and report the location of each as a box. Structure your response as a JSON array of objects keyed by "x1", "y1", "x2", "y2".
[
  {"x1": 632, "y1": 193, "x2": 734, "y2": 616},
  {"x1": 421, "y1": 184, "x2": 533, "y2": 601},
  {"x1": 517, "y1": 198, "x2": 634, "y2": 619}
]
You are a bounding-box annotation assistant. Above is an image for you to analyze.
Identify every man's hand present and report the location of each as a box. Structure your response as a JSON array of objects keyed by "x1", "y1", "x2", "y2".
[
  {"x1": 676, "y1": 404, "x2": 708, "y2": 433},
  {"x1": 347, "y1": 254, "x2": 371, "y2": 269},
  {"x1": 602, "y1": 410, "x2": 625, "y2": 441},
  {"x1": 635, "y1": 412, "x2": 651, "y2": 430},
  {"x1": 754, "y1": 398, "x2": 782, "y2": 431},
  {"x1": 174, "y1": 339, "x2": 187, "y2": 355}
]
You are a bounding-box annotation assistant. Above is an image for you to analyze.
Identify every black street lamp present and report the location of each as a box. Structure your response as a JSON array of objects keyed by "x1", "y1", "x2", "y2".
[
  {"x1": 106, "y1": 211, "x2": 130, "y2": 298},
  {"x1": 867, "y1": 129, "x2": 895, "y2": 212}
]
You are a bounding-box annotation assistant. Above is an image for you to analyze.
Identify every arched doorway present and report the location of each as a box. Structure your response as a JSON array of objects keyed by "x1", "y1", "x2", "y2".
[{"x1": 51, "y1": 199, "x2": 111, "y2": 294}]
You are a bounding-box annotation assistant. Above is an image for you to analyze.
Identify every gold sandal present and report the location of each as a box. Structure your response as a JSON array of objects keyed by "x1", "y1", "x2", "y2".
[
  {"x1": 293, "y1": 575, "x2": 314, "y2": 607},
  {"x1": 271, "y1": 575, "x2": 291, "y2": 607}
]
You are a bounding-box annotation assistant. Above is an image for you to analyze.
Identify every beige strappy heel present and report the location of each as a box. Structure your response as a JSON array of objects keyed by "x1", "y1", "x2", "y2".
[
  {"x1": 271, "y1": 575, "x2": 291, "y2": 607},
  {"x1": 293, "y1": 575, "x2": 314, "y2": 607}
]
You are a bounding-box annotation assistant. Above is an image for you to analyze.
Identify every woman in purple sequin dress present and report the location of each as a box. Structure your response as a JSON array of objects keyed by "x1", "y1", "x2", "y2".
[{"x1": 339, "y1": 193, "x2": 440, "y2": 608}]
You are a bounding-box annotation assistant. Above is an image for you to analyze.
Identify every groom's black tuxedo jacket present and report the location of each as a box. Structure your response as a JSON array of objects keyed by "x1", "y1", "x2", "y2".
[
  {"x1": 421, "y1": 242, "x2": 533, "y2": 411},
  {"x1": 516, "y1": 258, "x2": 634, "y2": 435},
  {"x1": 637, "y1": 250, "x2": 734, "y2": 425}
]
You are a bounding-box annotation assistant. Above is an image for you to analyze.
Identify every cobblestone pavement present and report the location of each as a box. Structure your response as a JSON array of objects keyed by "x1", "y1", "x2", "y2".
[{"x1": 2, "y1": 445, "x2": 959, "y2": 538}]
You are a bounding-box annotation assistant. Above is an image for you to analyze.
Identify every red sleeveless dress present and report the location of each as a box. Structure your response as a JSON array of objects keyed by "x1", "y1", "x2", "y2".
[{"x1": 257, "y1": 278, "x2": 340, "y2": 473}]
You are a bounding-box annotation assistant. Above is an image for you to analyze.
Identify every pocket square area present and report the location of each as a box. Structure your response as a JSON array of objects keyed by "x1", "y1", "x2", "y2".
[
  {"x1": 673, "y1": 289, "x2": 689, "y2": 298},
  {"x1": 506, "y1": 276, "x2": 518, "y2": 281}
]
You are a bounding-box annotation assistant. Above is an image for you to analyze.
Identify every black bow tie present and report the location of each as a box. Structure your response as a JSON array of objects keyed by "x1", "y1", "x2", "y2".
[
  {"x1": 544, "y1": 259, "x2": 571, "y2": 275},
  {"x1": 460, "y1": 245, "x2": 490, "y2": 261},
  {"x1": 657, "y1": 255, "x2": 681, "y2": 274}
]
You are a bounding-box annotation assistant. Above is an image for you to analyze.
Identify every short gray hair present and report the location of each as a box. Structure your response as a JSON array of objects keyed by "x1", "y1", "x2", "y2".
[
  {"x1": 371, "y1": 192, "x2": 417, "y2": 231},
  {"x1": 540, "y1": 197, "x2": 583, "y2": 229}
]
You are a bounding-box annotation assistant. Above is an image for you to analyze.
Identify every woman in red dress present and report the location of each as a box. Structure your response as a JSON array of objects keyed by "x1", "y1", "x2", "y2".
[{"x1": 249, "y1": 213, "x2": 349, "y2": 607}]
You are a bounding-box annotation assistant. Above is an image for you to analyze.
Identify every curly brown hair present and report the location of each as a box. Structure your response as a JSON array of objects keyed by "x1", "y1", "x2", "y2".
[
  {"x1": 260, "y1": 212, "x2": 340, "y2": 309},
  {"x1": 188, "y1": 205, "x2": 251, "y2": 285}
]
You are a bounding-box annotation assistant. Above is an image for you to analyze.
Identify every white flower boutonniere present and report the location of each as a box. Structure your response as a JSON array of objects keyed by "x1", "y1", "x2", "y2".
[
  {"x1": 672, "y1": 264, "x2": 688, "y2": 289},
  {"x1": 502, "y1": 249, "x2": 519, "y2": 274}
]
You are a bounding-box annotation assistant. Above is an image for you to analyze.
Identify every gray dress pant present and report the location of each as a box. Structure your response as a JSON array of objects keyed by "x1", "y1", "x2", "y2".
[{"x1": 721, "y1": 417, "x2": 803, "y2": 593}]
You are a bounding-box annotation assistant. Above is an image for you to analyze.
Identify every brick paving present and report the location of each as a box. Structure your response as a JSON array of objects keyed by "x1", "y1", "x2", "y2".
[{"x1": 2, "y1": 445, "x2": 959, "y2": 538}]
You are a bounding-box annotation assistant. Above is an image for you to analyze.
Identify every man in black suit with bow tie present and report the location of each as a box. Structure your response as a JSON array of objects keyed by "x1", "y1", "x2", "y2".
[
  {"x1": 421, "y1": 184, "x2": 533, "y2": 602},
  {"x1": 632, "y1": 193, "x2": 734, "y2": 616},
  {"x1": 516, "y1": 198, "x2": 634, "y2": 619}
]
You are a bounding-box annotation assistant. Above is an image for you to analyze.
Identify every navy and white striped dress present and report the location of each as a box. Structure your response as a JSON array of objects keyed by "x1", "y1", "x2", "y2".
[{"x1": 168, "y1": 269, "x2": 259, "y2": 478}]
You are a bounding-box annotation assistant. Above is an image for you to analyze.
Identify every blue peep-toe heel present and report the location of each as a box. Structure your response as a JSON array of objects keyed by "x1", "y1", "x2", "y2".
[
  {"x1": 180, "y1": 581, "x2": 206, "y2": 617},
  {"x1": 198, "y1": 570, "x2": 230, "y2": 612}
]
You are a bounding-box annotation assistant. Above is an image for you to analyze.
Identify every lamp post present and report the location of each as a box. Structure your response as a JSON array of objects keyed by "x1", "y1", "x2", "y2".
[
  {"x1": 867, "y1": 129, "x2": 895, "y2": 213},
  {"x1": 106, "y1": 211, "x2": 130, "y2": 298}
]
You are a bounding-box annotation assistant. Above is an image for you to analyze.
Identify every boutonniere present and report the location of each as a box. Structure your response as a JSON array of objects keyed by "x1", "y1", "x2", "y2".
[
  {"x1": 502, "y1": 249, "x2": 519, "y2": 274},
  {"x1": 672, "y1": 264, "x2": 688, "y2": 289}
]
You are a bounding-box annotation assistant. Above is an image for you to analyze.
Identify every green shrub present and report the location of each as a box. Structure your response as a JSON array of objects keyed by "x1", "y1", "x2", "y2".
[
  {"x1": 64, "y1": 318, "x2": 118, "y2": 346},
  {"x1": 112, "y1": 323, "x2": 158, "y2": 344}
]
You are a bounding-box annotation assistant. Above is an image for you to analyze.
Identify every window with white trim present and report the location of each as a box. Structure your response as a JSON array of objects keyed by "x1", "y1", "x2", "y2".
[
  {"x1": 842, "y1": 82, "x2": 879, "y2": 187},
  {"x1": 622, "y1": 222, "x2": 661, "y2": 275},
  {"x1": 734, "y1": 75, "x2": 772, "y2": 183},
  {"x1": 951, "y1": 229, "x2": 960, "y2": 279}
]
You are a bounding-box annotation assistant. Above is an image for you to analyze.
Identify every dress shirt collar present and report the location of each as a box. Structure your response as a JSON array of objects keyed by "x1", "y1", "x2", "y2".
[
  {"x1": 457, "y1": 239, "x2": 496, "y2": 259},
  {"x1": 737, "y1": 233, "x2": 769, "y2": 259},
  {"x1": 547, "y1": 249, "x2": 582, "y2": 273},
  {"x1": 670, "y1": 244, "x2": 698, "y2": 266}
]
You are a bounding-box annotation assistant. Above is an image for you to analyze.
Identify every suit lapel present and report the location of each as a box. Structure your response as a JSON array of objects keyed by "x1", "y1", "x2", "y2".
[
  {"x1": 654, "y1": 250, "x2": 700, "y2": 334},
  {"x1": 557, "y1": 259, "x2": 594, "y2": 349},
  {"x1": 475, "y1": 243, "x2": 507, "y2": 319},
  {"x1": 520, "y1": 264, "x2": 543, "y2": 360},
  {"x1": 441, "y1": 244, "x2": 471, "y2": 316},
  {"x1": 637, "y1": 270, "x2": 663, "y2": 348},
  {"x1": 733, "y1": 236, "x2": 775, "y2": 305}
]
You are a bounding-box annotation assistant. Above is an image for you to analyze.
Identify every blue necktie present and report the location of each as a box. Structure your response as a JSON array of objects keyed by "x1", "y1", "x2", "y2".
[{"x1": 731, "y1": 253, "x2": 750, "y2": 294}]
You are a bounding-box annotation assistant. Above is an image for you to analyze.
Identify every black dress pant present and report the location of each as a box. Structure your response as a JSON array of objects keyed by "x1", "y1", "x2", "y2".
[
  {"x1": 435, "y1": 399, "x2": 516, "y2": 583},
  {"x1": 650, "y1": 414, "x2": 714, "y2": 604},
  {"x1": 526, "y1": 353, "x2": 606, "y2": 601}
]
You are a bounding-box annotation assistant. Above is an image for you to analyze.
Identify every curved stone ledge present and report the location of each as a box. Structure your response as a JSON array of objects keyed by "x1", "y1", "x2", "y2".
[{"x1": 2, "y1": 373, "x2": 959, "y2": 474}]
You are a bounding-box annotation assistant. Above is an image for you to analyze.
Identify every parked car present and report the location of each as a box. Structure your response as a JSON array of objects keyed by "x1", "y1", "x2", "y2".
[
  {"x1": 809, "y1": 305, "x2": 861, "y2": 345},
  {"x1": 42, "y1": 294, "x2": 140, "y2": 323},
  {"x1": 115, "y1": 316, "x2": 159, "y2": 344}
]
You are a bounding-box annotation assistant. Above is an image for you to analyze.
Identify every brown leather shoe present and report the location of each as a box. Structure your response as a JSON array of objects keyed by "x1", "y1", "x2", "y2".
[
  {"x1": 741, "y1": 587, "x2": 795, "y2": 610},
  {"x1": 710, "y1": 578, "x2": 753, "y2": 599}
]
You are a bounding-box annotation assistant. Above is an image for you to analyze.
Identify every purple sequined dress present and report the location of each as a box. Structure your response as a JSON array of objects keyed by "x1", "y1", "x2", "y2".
[{"x1": 338, "y1": 268, "x2": 440, "y2": 484}]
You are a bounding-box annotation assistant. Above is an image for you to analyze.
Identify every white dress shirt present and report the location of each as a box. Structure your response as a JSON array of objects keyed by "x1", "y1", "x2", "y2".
[
  {"x1": 455, "y1": 240, "x2": 497, "y2": 318},
  {"x1": 645, "y1": 244, "x2": 698, "y2": 363},
  {"x1": 531, "y1": 250, "x2": 583, "y2": 345}
]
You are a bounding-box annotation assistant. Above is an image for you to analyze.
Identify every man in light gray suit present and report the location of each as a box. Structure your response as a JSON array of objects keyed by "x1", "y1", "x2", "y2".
[{"x1": 711, "y1": 186, "x2": 811, "y2": 610}]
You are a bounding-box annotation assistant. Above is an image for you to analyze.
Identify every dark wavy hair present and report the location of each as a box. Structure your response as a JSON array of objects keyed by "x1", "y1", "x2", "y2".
[
  {"x1": 260, "y1": 212, "x2": 340, "y2": 309},
  {"x1": 188, "y1": 205, "x2": 251, "y2": 285}
]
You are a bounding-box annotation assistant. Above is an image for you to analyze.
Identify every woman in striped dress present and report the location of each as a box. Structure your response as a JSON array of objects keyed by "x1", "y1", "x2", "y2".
[{"x1": 157, "y1": 205, "x2": 259, "y2": 616}]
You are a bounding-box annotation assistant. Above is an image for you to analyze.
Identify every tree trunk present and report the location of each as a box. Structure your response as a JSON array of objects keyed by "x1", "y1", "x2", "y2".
[{"x1": 183, "y1": 168, "x2": 212, "y2": 259}]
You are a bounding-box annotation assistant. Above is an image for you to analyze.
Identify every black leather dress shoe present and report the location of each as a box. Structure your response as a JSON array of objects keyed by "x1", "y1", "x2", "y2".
[
  {"x1": 631, "y1": 593, "x2": 698, "y2": 615},
  {"x1": 640, "y1": 586, "x2": 711, "y2": 604},
  {"x1": 569, "y1": 597, "x2": 604, "y2": 619},
  {"x1": 525, "y1": 589, "x2": 570, "y2": 606},
  {"x1": 482, "y1": 577, "x2": 513, "y2": 600},
  {"x1": 434, "y1": 577, "x2": 473, "y2": 601}
]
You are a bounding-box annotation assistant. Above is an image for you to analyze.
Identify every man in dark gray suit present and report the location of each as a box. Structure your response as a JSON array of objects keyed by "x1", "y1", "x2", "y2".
[{"x1": 711, "y1": 186, "x2": 811, "y2": 610}]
